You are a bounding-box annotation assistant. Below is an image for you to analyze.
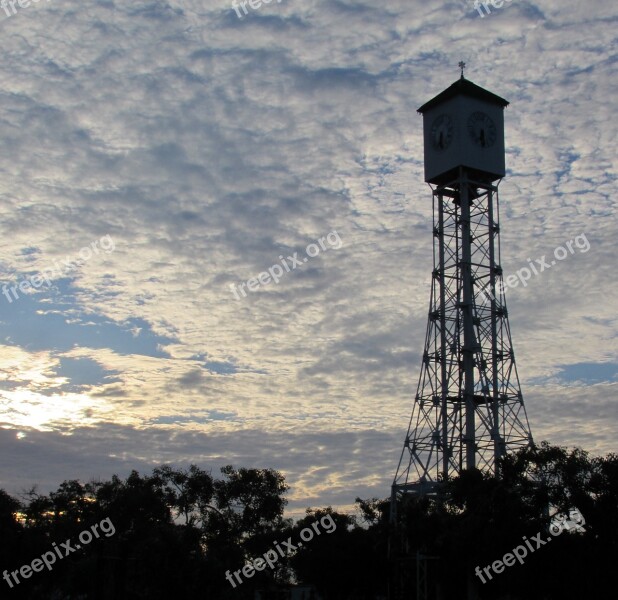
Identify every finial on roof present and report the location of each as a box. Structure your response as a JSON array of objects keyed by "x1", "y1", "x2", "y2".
[{"x1": 458, "y1": 61, "x2": 466, "y2": 79}]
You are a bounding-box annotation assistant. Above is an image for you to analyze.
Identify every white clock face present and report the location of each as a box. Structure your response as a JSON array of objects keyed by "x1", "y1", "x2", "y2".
[
  {"x1": 467, "y1": 112, "x2": 497, "y2": 148},
  {"x1": 430, "y1": 114, "x2": 453, "y2": 151}
]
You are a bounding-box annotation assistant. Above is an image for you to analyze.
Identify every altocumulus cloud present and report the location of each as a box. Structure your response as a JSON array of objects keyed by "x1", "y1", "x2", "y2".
[{"x1": 0, "y1": 0, "x2": 616, "y2": 513}]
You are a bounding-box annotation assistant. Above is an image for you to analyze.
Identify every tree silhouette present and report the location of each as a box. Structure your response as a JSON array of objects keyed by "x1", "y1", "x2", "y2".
[{"x1": 0, "y1": 445, "x2": 615, "y2": 599}]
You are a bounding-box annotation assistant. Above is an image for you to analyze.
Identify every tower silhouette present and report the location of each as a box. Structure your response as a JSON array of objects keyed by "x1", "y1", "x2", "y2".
[{"x1": 392, "y1": 73, "x2": 534, "y2": 510}]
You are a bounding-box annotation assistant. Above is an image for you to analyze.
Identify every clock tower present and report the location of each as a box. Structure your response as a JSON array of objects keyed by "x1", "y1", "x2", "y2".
[
  {"x1": 390, "y1": 69, "x2": 533, "y2": 599},
  {"x1": 419, "y1": 72, "x2": 508, "y2": 184},
  {"x1": 392, "y1": 69, "x2": 533, "y2": 509}
]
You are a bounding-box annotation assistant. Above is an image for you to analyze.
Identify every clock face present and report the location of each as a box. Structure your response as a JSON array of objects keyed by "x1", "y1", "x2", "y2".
[
  {"x1": 467, "y1": 112, "x2": 497, "y2": 148},
  {"x1": 430, "y1": 114, "x2": 453, "y2": 151}
]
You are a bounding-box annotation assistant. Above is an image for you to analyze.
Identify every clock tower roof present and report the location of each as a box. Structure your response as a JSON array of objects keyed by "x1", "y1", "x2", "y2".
[{"x1": 417, "y1": 78, "x2": 509, "y2": 114}]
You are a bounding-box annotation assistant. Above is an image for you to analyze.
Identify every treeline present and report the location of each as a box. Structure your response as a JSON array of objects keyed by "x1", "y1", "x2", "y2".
[
  {"x1": 392, "y1": 442, "x2": 618, "y2": 599},
  {"x1": 0, "y1": 442, "x2": 616, "y2": 599},
  {"x1": 0, "y1": 464, "x2": 384, "y2": 599}
]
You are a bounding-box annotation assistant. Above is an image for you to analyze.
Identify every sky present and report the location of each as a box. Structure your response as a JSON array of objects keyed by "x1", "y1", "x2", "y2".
[{"x1": 0, "y1": 0, "x2": 616, "y2": 517}]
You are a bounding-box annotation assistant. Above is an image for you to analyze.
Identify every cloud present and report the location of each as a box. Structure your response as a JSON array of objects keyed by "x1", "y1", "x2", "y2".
[{"x1": 0, "y1": 0, "x2": 616, "y2": 511}]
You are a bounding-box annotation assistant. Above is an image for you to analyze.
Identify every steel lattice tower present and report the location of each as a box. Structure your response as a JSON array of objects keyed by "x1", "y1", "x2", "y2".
[{"x1": 392, "y1": 71, "x2": 533, "y2": 511}]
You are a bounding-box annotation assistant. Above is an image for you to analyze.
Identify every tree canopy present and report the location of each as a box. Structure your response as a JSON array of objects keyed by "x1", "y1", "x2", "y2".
[{"x1": 0, "y1": 442, "x2": 616, "y2": 599}]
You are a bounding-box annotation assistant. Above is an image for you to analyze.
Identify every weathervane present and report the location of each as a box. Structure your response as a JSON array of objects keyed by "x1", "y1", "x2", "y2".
[{"x1": 458, "y1": 61, "x2": 466, "y2": 79}]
